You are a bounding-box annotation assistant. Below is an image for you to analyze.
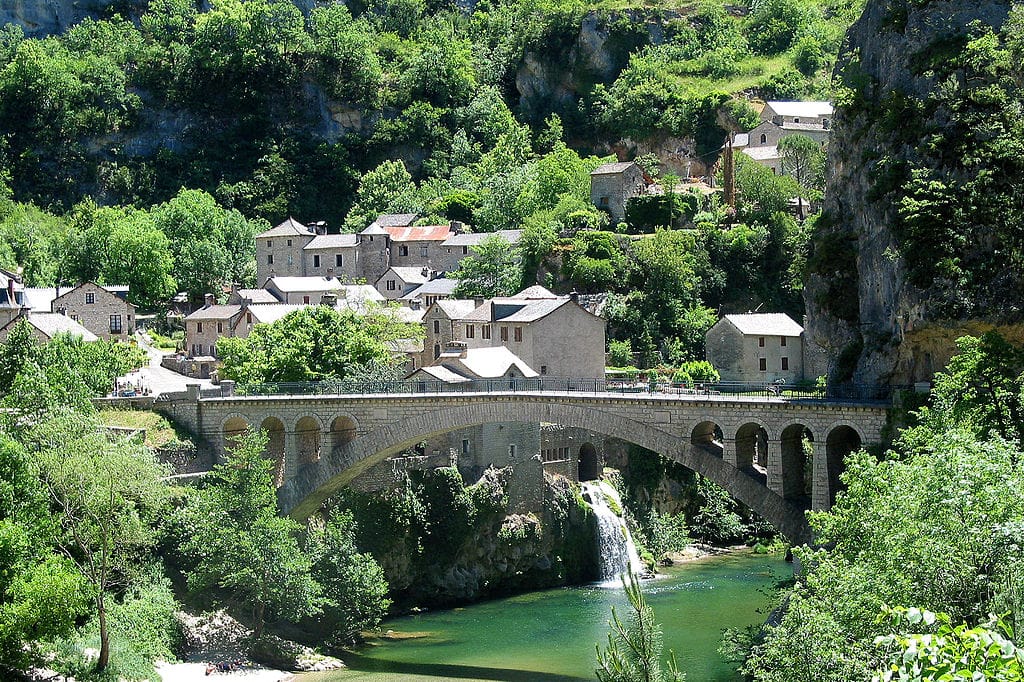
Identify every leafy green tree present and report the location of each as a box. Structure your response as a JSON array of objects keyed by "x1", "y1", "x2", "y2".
[
  {"x1": 305, "y1": 511, "x2": 391, "y2": 645},
  {"x1": 150, "y1": 188, "x2": 258, "y2": 300},
  {"x1": 452, "y1": 235, "x2": 522, "y2": 298},
  {"x1": 343, "y1": 160, "x2": 420, "y2": 232},
  {"x1": 0, "y1": 434, "x2": 88, "y2": 671},
  {"x1": 778, "y1": 134, "x2": 825, "y2": 214},
  {"x1": 595, "y1": 570, "x2": 685, "y2": 682},
  {"x1": 33, "y1": 414, "x2": 169, "y2": 672},
  {"x1": 178, "y1": 430, "x2": 320, "y2": 639},
  {"x1": 217, "y1": 304, "x2": 422, "y2": 385},
  {"x1": 309, "y1": 5, "x2": 382, "y2": 106}
]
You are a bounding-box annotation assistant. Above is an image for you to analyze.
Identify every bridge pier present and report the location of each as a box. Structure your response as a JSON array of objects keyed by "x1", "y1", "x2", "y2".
[
  {"x1": 766, "y1": 439, "x2": 784, "y2": 497},
  {"x1": 722, "y1": 438, "x2": 738, "y2": 467},
  {"x1": 811, "y1": 441, "x2": 829, "y2": 511},
  {"x1": 284, "y1": 431, "x2": 299, "y2": 484}
]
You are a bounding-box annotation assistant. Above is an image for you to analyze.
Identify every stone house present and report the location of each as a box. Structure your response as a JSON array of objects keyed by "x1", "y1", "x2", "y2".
[
  {"x1": 734, "y1": 102, "x2": 833, "y2": 175},
  {"x1": 375, "y1": 266, "x2": 432, "y2": 300},
  {"x1": 420, "y1": 299, "x2": 479, "y2": 365},
  {"x1": 183, "y1": 295, "x2": 242, "y2": 358},
  {"x1": 263, "y1": 276, "x2": 386, "y2": 307},
  {"x1": 254, "y1": 218, "x2": 323, "y2": 282},
  {"x1": 451, "y1": 286, "x2": 606, "y2": 379},
  {"x1": 0, "y1": 313, "x2": 98, "y2": 344},
  {"x1": 408, "y1": 345, "x2": 539, "y2": 385},
  {"x1": 301, "y1": 233, "x2": 362, "y2": 280},
  {"x1": 382, "y1": 223, "x2": 455, "y2": 270},
  {"x1": 435, "y1": 229, "x2": 522, "y2": 273},
  {"x1": 762, "y1": 101, "x2": 833, "y2": 129},
  {"x1": 590, "y1": 161, "x2": 645, "y2": 224},
  {"x1": 705, "y1": 313, "x2": 804, "y2": 383},
  {"x1": 41, "y1": 283, "x2": 136, "y2": 341}
]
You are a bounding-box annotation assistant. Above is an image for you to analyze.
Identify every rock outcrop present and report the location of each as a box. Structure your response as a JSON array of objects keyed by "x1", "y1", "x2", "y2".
[
  {"x1": 3, "y1": 0, "x2": 124, "y2": 36},
  {"x1": 804, "y1": 0, "x2": 1020, "y2": 385}
]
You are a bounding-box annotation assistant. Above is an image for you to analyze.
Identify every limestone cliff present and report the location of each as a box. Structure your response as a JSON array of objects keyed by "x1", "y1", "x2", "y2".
[
  {"x1": 804, "y1": 0, "x2": 1022, "y2": 385},
  {"x1": 2, "y1": 0, "x2": 125, "y2": 36}
]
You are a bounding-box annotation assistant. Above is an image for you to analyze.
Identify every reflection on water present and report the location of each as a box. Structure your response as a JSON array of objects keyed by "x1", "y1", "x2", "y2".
[{"x1": 300, "y1": 551, "x2": 786, "y2": 682}]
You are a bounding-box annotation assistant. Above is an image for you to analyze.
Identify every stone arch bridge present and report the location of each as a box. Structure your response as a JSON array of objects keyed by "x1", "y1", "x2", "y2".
[{"x1": 158, "y1": 386, "x2": 890, "y2": 545}]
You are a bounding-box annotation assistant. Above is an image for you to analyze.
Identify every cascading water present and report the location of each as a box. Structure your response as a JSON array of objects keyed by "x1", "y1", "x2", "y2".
[{"x1": 581, "y1": 480, "x2": 644, "y2": 585}]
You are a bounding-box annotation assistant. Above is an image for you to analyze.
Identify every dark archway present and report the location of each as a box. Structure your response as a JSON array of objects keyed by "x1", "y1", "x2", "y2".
[
  {"x1": 780, "y1": 423, "x2": 813, "y2": 507},
  {"x1": 330, "y1": 416, "x2": 357, "y2": 452},
  {"x1": 261, "y1": 417, "x2": 286, "y2": 487},
  {"x1": 690, "y1": 421, "x2": 724, "y2": 457},
  {"x1": 578, "y1": 442, "x2": 600, "y2": 481},
  {"x1": 296, "y1": 416, "x2": 321, "y2": 464},
  {"x1": 826, "y1": 426, "x2": 861, "y2": 505},
  {"x1": 222, "y1": 416, "x2": 249, "y2": 455},
  {"x1": 735, "y1": 422, "x2": 769, "y2": 483}
]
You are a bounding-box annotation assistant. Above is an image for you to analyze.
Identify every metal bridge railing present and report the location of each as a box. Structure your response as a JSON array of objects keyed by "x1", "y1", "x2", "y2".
[{"x1": 233, "y1": 377, "x2": 905, "y2": 403}]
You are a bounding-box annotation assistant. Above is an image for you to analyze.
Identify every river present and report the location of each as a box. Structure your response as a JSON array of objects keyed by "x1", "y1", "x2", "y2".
[{"x1": 300, "y1": 550, "x2": 787, "y2": 682}]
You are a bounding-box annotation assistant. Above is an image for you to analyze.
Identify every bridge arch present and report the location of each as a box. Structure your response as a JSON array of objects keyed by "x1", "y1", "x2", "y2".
[
  {"x1": 221, "y1": 415, "x2": 250, "y2": 454},
  {"x1": 825, "y1": 424, "x2": 862, "y2": 506},
  {"x1": 260, "y1": 417, "x2": 286, "y2": 486},
  {"x1": 578, "y1": 442, "x2": 600, "y2": 481},
  {"x1": 690, "y1": 420, "x2": 724, "y2": 457},
  {"x1": 779, "y1": 423, "x2": 813, "y2": 505},
  {"x1": 734, "y1": 422, "x2": 769, "y2": 474},
  {"x1": 277, "y1": 399, "x2": 813, "y2": 544},
  {"x1": 295, "y1": 416, "x2": 323, "y2": 464},
  {"x1": 329, "y1": 415, "x2": 358, "y2": 452}
]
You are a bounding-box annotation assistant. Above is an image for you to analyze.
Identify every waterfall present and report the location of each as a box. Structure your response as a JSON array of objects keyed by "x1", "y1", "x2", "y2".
[{"x1": 581, "y1": 480, "x2": 644, "y2": 585}]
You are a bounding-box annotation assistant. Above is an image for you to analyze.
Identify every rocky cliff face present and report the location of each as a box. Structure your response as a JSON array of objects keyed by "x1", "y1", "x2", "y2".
[
  {"x1": 2, "y1": 0, "x2": 125, "y2": 36},
  {"x1": 804, "y1": 0, "x2": 1021, "y2": 385}
]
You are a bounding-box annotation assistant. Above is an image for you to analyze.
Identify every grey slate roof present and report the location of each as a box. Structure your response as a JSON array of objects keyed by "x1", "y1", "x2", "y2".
[
  {"x1": 590, "y1": 161, "x2": 637, "y2": 176},
  {"x1": 400, "y1": 278, "x2": 458, "y2": 299},
  {"x1": 462, "y1": 297, "x2": 570, "y2": 323},
  {"x1": 723, "y1": 313, "x2": 803, "y2": 337},
  {"x1": 382, "y1": 267, "x2": 431, "y2": 285},
  {"x1": 235, "y1": 288, "x2": 280, "y2": 303},
  {"x1": 305, "y1": 233, "x2": 359, "y2": 249},
  {"x1": 256, "y1": 218, "x2": 315, "y2": 239},
  {"x1": 765, "y1": 101, "x2": 833, "y2": 118},
  {"x1": 441, "y1": 230, "x2": 522, "y2": 247},
  {"x1": 185, "y1": 305, "x2": 241, "y2": 321},
  {"x1": 19, "y1": 313, "x2": 99, "y2": 341},
  {"x1": 433, "y1": 299, "x2": 479, "y2": 319}
]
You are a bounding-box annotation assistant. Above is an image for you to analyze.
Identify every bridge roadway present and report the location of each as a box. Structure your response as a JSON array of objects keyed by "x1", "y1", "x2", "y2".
[{"x1": 156, "y1": 385, "x2": 891, "y2": 545}]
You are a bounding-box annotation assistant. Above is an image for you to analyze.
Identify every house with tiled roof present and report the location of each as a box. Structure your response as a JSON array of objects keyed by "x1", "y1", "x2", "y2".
[
  {"x1": 705, "y1": 313, "x2": 806, "y2": 382},
  {"x1": 24, "y1": 283, "x2": 137, "y2": 341},
  {"x1": 0, "y1": 312, "x2": 99, "y2": 344},
  {"x1": 408, "y1": 345, "x2": 538, "y2": 385},
  {"x1": 255, "y1": 218, "x2": 323, "y2": 282},
  {"x1": 382, "y1": 223, "x2": 458, "y2": 270}
]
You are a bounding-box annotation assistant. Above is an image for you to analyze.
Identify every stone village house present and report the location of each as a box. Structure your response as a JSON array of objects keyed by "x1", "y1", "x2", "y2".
[{"x1": 704, "y1": 313, "x2": 806, "y2": 383}]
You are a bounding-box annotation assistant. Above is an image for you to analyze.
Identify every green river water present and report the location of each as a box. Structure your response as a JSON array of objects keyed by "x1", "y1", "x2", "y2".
[{"x1": 300, "y1": 551, "x2": 787, "y2": 682}]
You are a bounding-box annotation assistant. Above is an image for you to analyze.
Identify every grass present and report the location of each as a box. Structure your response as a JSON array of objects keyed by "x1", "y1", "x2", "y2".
[
  {"x1": 99, "y1": 408, "x2": 192, "y2": 449},
  {"x1": 145, "y1": 329, "x2": 181, "y2": 352}
]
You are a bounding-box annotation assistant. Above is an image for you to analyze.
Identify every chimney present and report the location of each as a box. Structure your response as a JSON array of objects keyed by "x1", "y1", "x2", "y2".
[
  {"x1": 320, "y1": 292, "x2": 338, "y2": 307},
  {"x1": 569, "y1": 290, "x2": 580, "y2": 303},
  {"x1": 409, "y1": 300, "x2": 422, "y2": 311},
  {"x1": 421, "y1": 266, "x2": 429, "y2": 278},
  {"x1": 203, "y1": 293, "x2": 215, "y2": 308},
  {"x1": 450, "y1": 220, "x2": 464, "y2": 234},
  {"x1": 326, "y1": 267, "x2": 335, "y2": 280},
  {"x1": 309, "y1": 220, "x2": 327, "y2": 235}
]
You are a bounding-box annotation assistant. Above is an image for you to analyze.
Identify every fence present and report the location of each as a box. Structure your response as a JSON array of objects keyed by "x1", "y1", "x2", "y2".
[{"x1": 234, "y1": 377, "x2": 903, "y2": 403}]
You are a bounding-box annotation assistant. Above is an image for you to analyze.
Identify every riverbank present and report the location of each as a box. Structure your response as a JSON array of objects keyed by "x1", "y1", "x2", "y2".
[{"x1": 155, "y1": 661, "x2": 294, "y2": 682}]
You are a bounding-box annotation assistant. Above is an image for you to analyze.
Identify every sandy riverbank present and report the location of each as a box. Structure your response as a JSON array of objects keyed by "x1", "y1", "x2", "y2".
[{"x1": 155, "y1": 661, "x2": 294, "y2": 682}]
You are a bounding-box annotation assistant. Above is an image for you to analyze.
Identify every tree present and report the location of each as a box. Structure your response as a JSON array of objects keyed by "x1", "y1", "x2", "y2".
[
  {"x1": 343, "y1": 160, "x2": 419, "y2": 232},
  {"x1": 452, "y1": 235, "x2": 522, "y2": 298},
  {"x1": 306, "y1": 512, "x2": 391, "y2": 645},
  {"x1": 178, "y1": 430, "x2": 320, "y2": 639},
  {"x1": 217, "y1": 304, "x2": 422, "y2": 386},
  {"x1": 596, "y1": 571, "x2": 685, "y2": 682},
  {"x1": 777, "y1": 135, "x2": 825, "y2": 215},
  {"x1": 33, "y1": 414, "x2": 169, "y2": 672}
]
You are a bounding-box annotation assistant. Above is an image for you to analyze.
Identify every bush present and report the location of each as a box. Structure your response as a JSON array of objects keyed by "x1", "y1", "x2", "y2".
[{"x1": 608, "y1": 339, "x2": 634, "y2": 368}]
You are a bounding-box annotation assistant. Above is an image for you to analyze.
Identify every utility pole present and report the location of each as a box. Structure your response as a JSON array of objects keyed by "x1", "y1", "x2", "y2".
[{"x1": 723, "y1": 133, "x2": 736, "y2": 209}]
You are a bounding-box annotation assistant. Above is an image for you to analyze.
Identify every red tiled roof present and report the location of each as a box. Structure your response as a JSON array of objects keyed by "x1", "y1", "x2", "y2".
[{"x1": 383, "y1": 225, "x2": 453, "y2": 242}]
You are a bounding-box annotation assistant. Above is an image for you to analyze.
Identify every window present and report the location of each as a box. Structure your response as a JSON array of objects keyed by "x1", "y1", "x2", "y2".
[
  {"x1": 781, "y1": 337, "x2": 787, "y2": 347},
  {"x1": 267, "y1": 240, "x2": 272, "y2": 248},
  {"x1": 197, "y1": 322, "x2": 204, "y2": 333},
  {"x1": 313, "y1": 254, "x2": 321, "y2": 268},
  {"x1": 793, "y1": 118, "x2": 800, "y2": 124},
  {"x1": 500, "y1": 327, "x2": 508, "y2": 342},
  {"x1": 433, "y1": 320, "x2": 440, "y2": 334},
  {"x1": 758, "y1": 337, "x2": 765, "y2": 347},
  {"x1": 217, "y1": 322, "x2": 223, "y2": 333},
  {"x1": 85, "y1": 292, "x2": 95, "y2": 304},
  {"x1": 335, "y1": 254, "x2": 344, "y2": 267},
  {"x1": 462, "y1": 246, "x2": 468, "y2": 255},
  {"x1": 760, "y1": 133, "x2": 767, "y2": 144},
  {"x1": 267, "y1": 254, "x2": 274, "y2": 265},
  {"x1": 599, "y1": 196, "x2": 609, "y2": 207},
  {"x1": 70, "y1": 314, "x2": 79, "y2": 322},
  {"x1": 462, "y1": 439, "x2": 470, "y2": 456},
  {"x1": 759, "y1": 358, "x2": 767, "y2": 371},
  {"x1": 303, "y1": 296, "x2": 310, "y2": 304},
  {"x1": 109, "y1": 315, "x2": 122, "y2": 334},
  {"x1": 509, "y1": 444, "x2": 517, "y2": 458},
  {"x1": 540, "y1": 365, "x2": 547, "y2": 375},
  {"x1": 482, "y1": 325, "x2": 491, "y2": 340},
  {"x1": 420, "y1": 245, "x2": 428, "y2": 257},
  {"x1": 466, "y1": 324, "x2": 475, "y2": 338},
  {"x1": 781, "y1": 357, "x2": 789, "y2": 370},
  {"x1": 398, "y1": 245, "x2": 409, "y2": 256},
  {"x1": 287, "y1": 239, "x2": 292, "y2": 247},
  {"x1": 514, "y1": 327, "x2": 522, "y2": 342},
  {"x1": 386, "y1": 280, "x2": 396, "y2": 291},
  {"x1": 246, "y1": 313, "x2": 252, "y2": 324},
  {"x1": 434, "y1": 343, "x2": 441, "y2": 358},
  {"x1": 287, "y1": 254, "x2": 293, "y2": 265}
]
